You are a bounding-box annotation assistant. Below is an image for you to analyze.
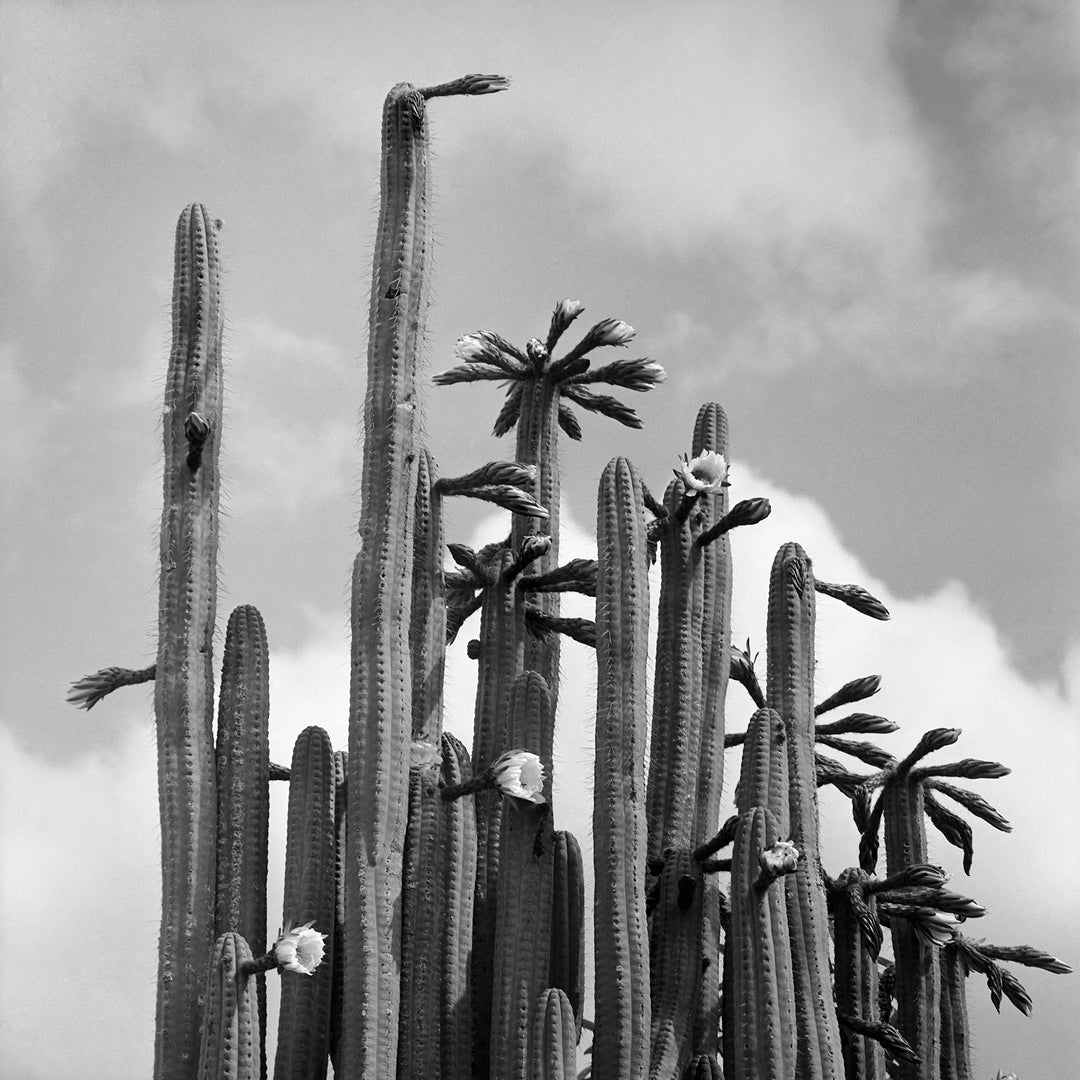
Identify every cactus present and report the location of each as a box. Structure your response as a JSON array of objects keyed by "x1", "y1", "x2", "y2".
[
  {"x1": 215, "y1": 605, "x2": 271, "y2": 1072},
  {"x1": 593, "y1": 457, "x2": 652, "y2": 1080},
  {"x1": 275, "y1": 727, "x2": 336, "y2": 1079},
  {"x1": 71, "y1": 74, "x2": 1073, "y2": 1080},
  {"x1": 155, "y1": 203, "x2": 224, "y2": 1080},
  {"x1": 198, "y1": 933, "x2": 260, "y2": 1080}
]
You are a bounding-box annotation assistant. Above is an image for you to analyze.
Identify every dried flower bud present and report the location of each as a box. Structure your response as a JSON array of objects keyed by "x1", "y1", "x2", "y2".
[{"x1": 909, "y1": 908, "x2": 960, "y2": 948}]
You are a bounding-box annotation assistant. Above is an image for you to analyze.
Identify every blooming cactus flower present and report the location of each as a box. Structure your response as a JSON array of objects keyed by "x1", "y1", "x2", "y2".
[
  {"x1": 273, "y1": 922, "x2": 328, "y2": 975},
  {"x1": 677, "y1": 450, "x2": 729, "y2": 495},
  {"x1": 490, "y1": 749, "x2": 546, "y2": 804},
  {"x1": 910, "y1": 908, "x2": 960, "y2": 949},
  {"x1": 759, "y1": 840, "x2": 800, "y2": 877}
]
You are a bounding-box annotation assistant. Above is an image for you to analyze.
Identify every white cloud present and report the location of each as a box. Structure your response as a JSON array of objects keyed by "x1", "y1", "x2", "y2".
[{"x1": 3, "y1": 480, "x2": 1076, "y2": 1072}]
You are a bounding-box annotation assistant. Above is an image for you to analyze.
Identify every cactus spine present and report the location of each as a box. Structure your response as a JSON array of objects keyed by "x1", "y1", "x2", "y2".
[
  {"x1": 156, "y1": 203, "x2": 224, "y2": 1080},
  {"x1": 593, "y1": 457, "x2": 651, "y2": 1080}
]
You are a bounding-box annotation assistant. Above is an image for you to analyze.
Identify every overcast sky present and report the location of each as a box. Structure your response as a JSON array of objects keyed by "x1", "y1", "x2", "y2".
[{"x1": 1, "y1": 3, "x2": 1077, "y2": 1078}]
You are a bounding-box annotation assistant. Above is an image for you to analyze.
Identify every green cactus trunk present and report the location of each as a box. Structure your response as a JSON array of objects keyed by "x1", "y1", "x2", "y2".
[
  {"x1": 155, "y1": 203, "x2": 224, "y2": 1080},
  {"x1": 593, "y1": 457, "x2": 651, "y2": 1080}
]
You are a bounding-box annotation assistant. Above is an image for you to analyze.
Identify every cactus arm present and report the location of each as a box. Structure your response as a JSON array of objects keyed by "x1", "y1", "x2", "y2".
[
  {"x1": 275, "y1": 726, "x2": 337, "y2": 1080},
  {"x1": 938, "y1": 944, "x2": 972, "y2": 1080},
  {"x1": 528, "y1": 988, "x2": 578, "y2": 1080},
  {"x1": 197, "y1": 933, "x2": 259, "y2": 1080},
  {"x1": 491, "y1": 671, "x2": 556, "y2": 1080},
  {"x1": 410, "y1": 449, "x2": 447, "y2": 745},
  {"x1": 398, "y1": 758, "x2": 443, "y2": 1078},
  {"x1": 648, "y1": 849, "x2": 704, "y2": 1080},
  {"x1": 690, "y1": 401, "x2": 733, "y2": 846},
  {"x1": 765, "y1": 543, "x2": 842, "y2": 1080},
  {"x1": 726, "y1": 806, "x2": 797, "y2": 1080},
  {"x1": 735, "y1": 707, "x2": 791, "y2": 830},
  {"x1": 329, "y1": 750, "x2": 347, "y2": 1075},
  {"x1": 550, "y1": 830, "x2": 586, "y2": 1040},
  {"x1": 344, "y1": 77, "x2": 506, "y2": 1079},
  {"x1": 471, "y1": 545, "x2": 527, "y2": 1075},
  {"x1": 438, "y1": 733, "x2": 479, "y2": 1080},
  {"x1": 645, "y1": 476, "x2": 704, "y2": 859},
  {"x1": 155, "y1": 203, "x2": 224, "y2": 1080},
  {"x1": 213, "y1": 605, "x2": 270, "y2": 1076},
  {"x1": 832, "y1": 870, "x2": 886, "y2": 1080},
  {"x1": 593, "y1": 457, "x2": 651, "y2": 1080}
]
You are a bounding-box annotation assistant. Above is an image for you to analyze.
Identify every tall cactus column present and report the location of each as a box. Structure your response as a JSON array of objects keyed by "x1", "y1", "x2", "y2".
[
  {"x1": 155, "y1": 203, "x2": 224, "y2": 1080},
  {"x1": 593, "y1": 457, "x2": 651, "y2": 1080},
  {"x1": 765, "y1": 543, "x2": 841, "y2": 1080},
  {"x1": 343, "y1": 75, "x2": 508, "y2": 1080}
]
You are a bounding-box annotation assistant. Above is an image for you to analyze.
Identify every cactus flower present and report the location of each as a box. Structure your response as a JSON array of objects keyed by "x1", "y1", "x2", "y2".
[
  {"x1": 677, "y1": 451, "x2": 729, "y2": 494},
  {"x1": 759, "y1": 840, "x2": 800, "y2": 877},
  {"x1": 273, "y1": 922, "x2": 328, "y2": 975},
  {"x1": 910, "y1": 908, "x2": 960, "y2": 949},
  {"x1": 491, "y1": 749, "x2": 546, "y2": 804}
]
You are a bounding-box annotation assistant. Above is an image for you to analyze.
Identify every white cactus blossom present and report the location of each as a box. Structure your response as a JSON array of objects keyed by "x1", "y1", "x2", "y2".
[
  {"x1": 273, "y1": 922, "x2": 328, "y2": 975},
  {"x1": 759, "y1": 839, "x2": 800, "y2": 877},
  {"x1": 490, "y1": 749, "x2": 546, "y2": 805},
  {"x1": 677, "y1": 450, "x2": 729, "y2": 495},
  {"x1": 911, "y1": 908, "x2": 960, "y2": 949}
]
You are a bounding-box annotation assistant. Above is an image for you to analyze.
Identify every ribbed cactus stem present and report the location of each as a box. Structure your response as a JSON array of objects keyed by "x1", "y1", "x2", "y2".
[
  {"x1": 329, "y1": 750, "x2": 347, "y2": 1074},
  {"x1": 646, "y1": 476, "x2": 705, "y2": 859},
  {"x1": 726, "y1": 806, "x2": 797, "y2": 1080},
  {"x1": 155, "y1": 203, "x2": 223, "y2": 1080},
  {"x1": 411, "y1": 449, "x2": 446, "y2": 745},
  {"x1": 593, "y1": 457, "x2": 651, "y2": 1080},
  {"x1": 648, "y1": 849, "x2": 704, "y2": 1080},
  {"x1": 735, "y1": 707, "x2": 790, "y2": 830},
  {"x1": 939, "y1": 945, "x2": 972, "y2": 1080},
  {"x1": 399, "y1": 755, "x2": 444, "y2": 1077},
  {"x1": 437, "y1": 733, "x2": 479, "y2": 1080},
  {"x1": 689, "y1": 403, "x2": 733, "y2": 1057},
  {"x1": 549, "y1": 830, "x2": 586, "y2": 1039},
  {"x1": 512, "y1": 351, "x2": 562, "y2": 701},
  {"x1": 690, "y1": 401, "x2": 732, "y2": 846},
  {"x1": 491, "y1": 671, "x2": 556, "y2": 1080},
  {"x1": 214, "y1": 604, "x2": 270, "y2": 1076},
  {"x1": 765, "y1": 542, "x2": 842, "y2": 1080},
  {"x1": 275, "y1": 727, "x2": 336, "y2": 1080},
  {"x1": 197, "y1": 933, "x2": 259, "y2": 1080},
  {"x1": 472, "y1": 545, "x2": 526, "y2": 1075},
  {"x1": 883, "y1": 773, "x2": 939, "y2": 1080},
  {"x1": 344, "y1": 76, "x2": 506, "y2": 1079},
  {"x1": 832, "y1": 869, "x2": 886, "y2": 1080},
  {"x1": 528, "y1": 988, "x2": 578, "y2": 1080}
]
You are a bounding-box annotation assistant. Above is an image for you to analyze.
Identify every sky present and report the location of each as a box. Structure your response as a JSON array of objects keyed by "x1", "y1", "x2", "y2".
[{"x1": 1, "y1": 1, "x2": 1077, "y2": 1077}]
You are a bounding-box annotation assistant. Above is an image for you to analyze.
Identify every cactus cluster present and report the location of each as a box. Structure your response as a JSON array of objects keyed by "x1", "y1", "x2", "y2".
[{"x1": 68, "y1": 75, "x2": 1070, "y2": 1080}]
